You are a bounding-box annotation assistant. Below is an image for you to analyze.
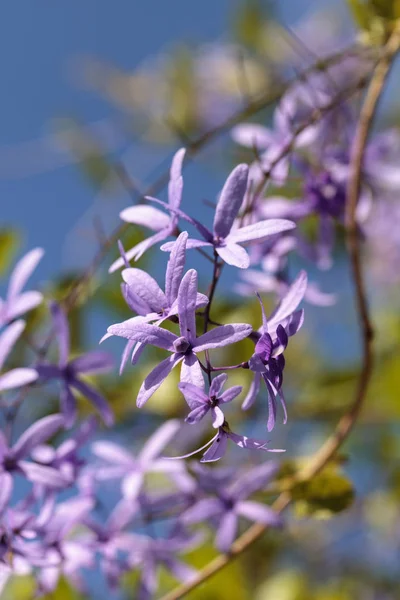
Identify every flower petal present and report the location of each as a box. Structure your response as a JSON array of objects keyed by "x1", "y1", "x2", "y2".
[
  {"x1": 107, "y1": 320, "x2": 176, "y2": 351},
  {"x1": 70, "y1": 378, "x2": 114, "y2": 426},
  {"x1": 69, "y1": 351, "x2": 114, "y2": 374},
  {"x1": 216, "y1": 243, "x2": 250, "y2": 269},
  {"x1": 137, "y1": 354, "x2": 183, "y2": 408},
  {"x1": 177, "y1": 269, "x2": 198, "y2": 342},
  {"x1": 119, "y1": 205, "x2": 170, "y2": 230},
  {"x1": 236, "y1": 501, "x2": 282, "y2": 526},
  {"x1": 60, "y1": 384, "x2": 77, "y2": 428},
  {"x1": 0, "y1": 319, "x2": 25, "y2": 370},
  {"x1": 209, "y1": 373, "x2": 227, "y2": 397},
  {"x1": 140, "y1": 419, "x2": 181, "y2": 464},
  {"x1": 182, "y1": 498, "x2": 222, "y2": 524},
  {"x1": 228, "y1": 219, "x2": 295, "y2": 245},
  {"x1": 178, "y1": 382, "x2": 208, "y2": 409},
  {"x1": 165, "y1": 231, "x2": 188, "y2": 306},
  {"x1": 218, "y1": 385, "x2": 242, "y2": 404},
  {"x1": 11, "y1": 414, "x2": 64, "y2": 460},
  {"x1": 168, "y1": 147, "x2": 186, "y2": 209},
  {"x1": 201, "y1": 431, "x2": 228, "y2": 463},
  {"x1": 122, "y1": 268, "x2": 167, "y2": 314},
  {"x1": 231, "y1": 124, "x2": 273, "y2": 149},
  {"x1": 7, "y1": 247, "x2": 44, "y2": 301},
  {"x1": 0, "y1": 472, "x2": 13, "y2": 515},
  {"x1": 0, "y1": 368, "x2": 37, "y2": 391},
  {"x1": 213, "y1": 164, "x2": 249, "y2": 238},
  {"x1": 215, "y1": 511, "x2": 238, "y2": 552},
  {"x1": 242, "y1": 372, "x2": 261, "y2": 410},
  {"x1": 7, "y1": 291, "x2": 43, "y2": 321},
  {"x1": 267, "y1": 270, "x2": 307, "y2": 330},
  {"x1": 194, "y1": 323, "x2": 252, "y2": 352},
  {"x1": 181, "y1": 354, "x2": 204, "y2": 388},
  {"x1": 91, "y1": 441, "x2": 133, "y2": 466},
  {"x1": 50, "y1": 302, "x2": 70, "y2": 367},
  {"x1": 109, "y1": 229, "x2": 170, "y2": 272}
]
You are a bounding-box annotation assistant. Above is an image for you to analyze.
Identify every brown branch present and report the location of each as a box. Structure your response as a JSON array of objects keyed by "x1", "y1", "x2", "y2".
[{"x1": 159, "y1": 23, "x2": 400, "y2": 600}]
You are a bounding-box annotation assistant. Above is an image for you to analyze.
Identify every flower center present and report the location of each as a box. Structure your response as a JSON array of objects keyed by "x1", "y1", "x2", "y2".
[{"x1": 173, "y1": 336, "x2": 191, "y2": 354}]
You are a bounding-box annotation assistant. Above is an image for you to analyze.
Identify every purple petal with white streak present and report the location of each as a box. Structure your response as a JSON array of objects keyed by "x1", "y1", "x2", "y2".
[
  {"x1": 119, "y1": 205, "x2": 170, "y2": 230},
  {"x1": 107, "y1": 320, "x2": 176, "y2": 350},
  {"x1": 213, "y1": 164, "x2": 249, "y2": 238},
  {"x1": 122, "y1": 268, "x2": 167, "y2": 314},
  {"x1": 194, "y1": 323, "x2": 252, "y2": 352},
  {"x1": 216, "y1": 243, "x2": 250, "y2": 269},
  {"x1": 228, "y1": 219, "x2": 295, "y2": 245},
  {"x1": 165, "y1": 231, "x2": 188, "y2": 306}
]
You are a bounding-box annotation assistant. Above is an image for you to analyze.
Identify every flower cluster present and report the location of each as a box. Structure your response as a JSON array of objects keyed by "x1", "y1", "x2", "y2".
[{"x1": 2, "y1": 33, "x2": 400, "y2": 599}]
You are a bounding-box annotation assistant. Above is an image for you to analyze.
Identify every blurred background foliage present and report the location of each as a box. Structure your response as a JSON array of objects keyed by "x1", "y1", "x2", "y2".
[{"x1": 1, "y1": 0, "x2": 400, "y2": 598}]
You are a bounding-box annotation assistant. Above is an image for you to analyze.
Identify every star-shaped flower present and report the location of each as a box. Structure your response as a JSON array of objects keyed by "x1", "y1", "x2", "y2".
[
  {"x1": 104, "y1": 269, "x2": 252, "y2": 407},
  {"x1": 37, "y1": 303, "x2": 114, "y2": 427},
  {"x1": 109, "y1": 148, "x2": 185, "y2": 271},
  {"x1": 160, "y1": 164, "x2": 296, "y2": 269}
]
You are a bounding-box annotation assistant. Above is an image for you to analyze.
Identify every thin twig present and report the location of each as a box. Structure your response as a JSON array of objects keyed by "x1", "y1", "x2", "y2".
[{"x1": 159, "y1": 22, "x2": 400, "y2": 600}]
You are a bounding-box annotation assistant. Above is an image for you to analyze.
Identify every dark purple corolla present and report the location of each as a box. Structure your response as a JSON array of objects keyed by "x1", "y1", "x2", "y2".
[
  {"x1": 37, "y1": 303, "x2": 114, "y2": 427},
  {"x1": 179, "y1": 373, "x2": 242, "y2": 428},
  {"x1": 244, "y1": 270, "x2": 307, "y2": 431}
]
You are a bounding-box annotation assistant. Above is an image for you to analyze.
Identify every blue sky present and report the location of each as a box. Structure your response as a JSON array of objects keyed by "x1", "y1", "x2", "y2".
[{"x1": 0, "y1": 0, "x2": 347, "y2": 278}]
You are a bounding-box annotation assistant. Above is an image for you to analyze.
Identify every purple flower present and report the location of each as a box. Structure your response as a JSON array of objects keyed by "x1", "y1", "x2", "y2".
[
  {"x1": 37, "y1": 303, "x2": 114, "y2": 427},
  {"x1": 35, "y1": 496, "x2": 95, "y2": 596},
  {"x1": 105, "y1": 269, "x2": 252, "y2": 407},
  {"x1": 244, "y1": 271, "x2": 307, "y2": 431},
  {"x1": 232, "y1": 88, "x2": 321, "y2": 190},
  {"x1": 0, "y1": 320, "x2": 38, "y2": 392},
  {"x1": 109, "y1": 148, "x2": 185, "y2": 271},
  {"x1": 161, "y1": 164, "x2": 296, "y2": 269},
  {"x1": 91, "y1": 419, "x2": 183, "y2": 499},
  {"x1": 182, "y1": 462, "x2": 281, "y2": 552},
  {"x1": 0, "y1": 247, "x2": 44, "y2": 327},
  {"x1": 179, "y1": 373, "x2": 242, "y2": 428},
  {"x1": 0, "y1": 414, "x2": 67, "y2": 513},
  {"x1": 31, "y1": 416, "x2": 97, "y2": 487},
  {"x1": 115, "y1": 232, "x2": 208, "y2": 374},
  {"x1": 125, "y1": 531, "x2": 200, "y2": 600}
]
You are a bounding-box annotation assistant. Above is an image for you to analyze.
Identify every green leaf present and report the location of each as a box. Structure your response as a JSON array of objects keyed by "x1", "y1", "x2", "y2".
[
  {"x1": 291, "y1": 467, "x2": 354, "y2": 518},
  {"x1": 0, "y1": 228, "x2": 20, "y2": 275}
]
